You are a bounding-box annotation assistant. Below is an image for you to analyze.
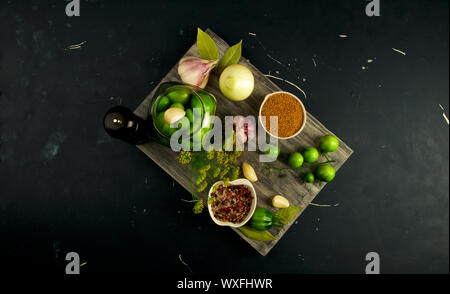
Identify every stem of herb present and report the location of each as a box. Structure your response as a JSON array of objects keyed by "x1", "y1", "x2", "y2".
[
  {"x1": 190, "y1": 163, "x2": 197, "y2": 201},
  {"x1": 265, "y1": 160, "x2": 335, "y2": 173},
  {"x1": 322, "y1": 152, "x2": 331, "y2": 162},
  {"x1": 310, "y1": 159, "x2": 335, "y2": 167}
]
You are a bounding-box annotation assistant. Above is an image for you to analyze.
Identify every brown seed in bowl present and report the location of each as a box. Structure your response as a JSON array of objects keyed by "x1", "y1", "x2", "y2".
[{"x1": 261, "y1": 92, "x2": 304, "y2": 138}]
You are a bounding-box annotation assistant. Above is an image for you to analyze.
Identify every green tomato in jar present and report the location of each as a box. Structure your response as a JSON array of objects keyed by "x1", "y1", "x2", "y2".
[
  {"x1": 155, "y1": 112, "x2": 166, "y2": 129},
  {"x1": 190, "y1": 113, "x2": 203, "y2": 134},
  {"x1": 190, "y1": 95, "x2": 204, "y2": 117},
  {"x1": 170, "y1": 102, "x2": 185, "y2": 111},
  {"x1": 172, "y1": 116, "x2": 189, "y2": 130},
  {"x1": 185, "y1": 109, "x2": 194, "y2": 124},
  {"x1": 167, "y1": 88, "x2": 191, "y2": 104},
  {"x1": 301, "y1": 147, "x2": 319, "y2": 163},
  {"x1": 288, "y1": 152, "x2": 304, "y2": 169},
  {"x1": 167, "y1": 126, "x2": 178, "y2": 136},
  {"x1": 197, "y1": 91, "x2": 215, "y2": 114},
  {"x1": 315, "y1": 164, "x2": 335, "y2": 182},
  {"x1": 192, "y1": 128, "x2": 209, "y2": 144},
  {"x1": 319, "y1": 135, "x2": 339, "y2": 153},
  {"x1": 155, "y1": 112, "x2": 172, "y2": 136},
  {"x1": 156, "y1": 96, "x2": 171, "y2": 112}
]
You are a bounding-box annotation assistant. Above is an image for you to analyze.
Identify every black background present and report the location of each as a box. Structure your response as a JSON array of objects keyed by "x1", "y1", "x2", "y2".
[{"x1": 0, "y1": 0, "x2": 448, "y2": 275}]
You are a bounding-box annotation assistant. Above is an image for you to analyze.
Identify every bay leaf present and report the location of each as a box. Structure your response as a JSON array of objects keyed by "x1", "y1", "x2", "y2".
[
  {"x1": 238, "y1": 226, "x2": 276, "y2": 242},
  {"x1": 196, "y1": 28, "x2": 219, "y2": 61},
  {"x1": 218, "y1": 40, "x2": 242, "y2": 73},
  {"x1": 273, "y1": 206, "x2": 302, "y2": 226}
]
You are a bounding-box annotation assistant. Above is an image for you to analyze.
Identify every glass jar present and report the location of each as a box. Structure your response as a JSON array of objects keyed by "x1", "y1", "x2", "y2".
[{"x1": 148, "y1": 82, "x2": 217, "y2": 148}]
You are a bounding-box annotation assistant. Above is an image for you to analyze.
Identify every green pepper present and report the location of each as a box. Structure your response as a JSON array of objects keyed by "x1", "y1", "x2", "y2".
[{"x1": 250, "y1": 208, "x2": 274, "y2": 231}]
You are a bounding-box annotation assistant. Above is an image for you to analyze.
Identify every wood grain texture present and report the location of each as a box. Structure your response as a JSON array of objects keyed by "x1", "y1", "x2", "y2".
[{"x1": 134, "y1": 29, "x2": 353, "y2": 256}]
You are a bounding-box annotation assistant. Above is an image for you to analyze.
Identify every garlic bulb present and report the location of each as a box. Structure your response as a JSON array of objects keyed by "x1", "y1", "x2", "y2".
[
  {"x1": 233, "y1": 116, "x2": 256, "y2": 145},
  {"x1": 177, "y1": 56, "x2": 218, "y2": 88}
]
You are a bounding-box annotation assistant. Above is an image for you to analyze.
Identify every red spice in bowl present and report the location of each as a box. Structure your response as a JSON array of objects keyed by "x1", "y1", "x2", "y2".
[{"x1": 209, "y1": 183, "x2": 254, "y2": 224}]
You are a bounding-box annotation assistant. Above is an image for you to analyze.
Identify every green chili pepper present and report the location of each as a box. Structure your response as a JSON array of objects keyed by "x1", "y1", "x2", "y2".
[{"x1": 250, "y1": 208, "x2": 274, "y2": 231}]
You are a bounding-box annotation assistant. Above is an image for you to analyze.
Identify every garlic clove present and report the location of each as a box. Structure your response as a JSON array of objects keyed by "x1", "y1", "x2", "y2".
[
  {"x1": 272, "y1": 195, "x2": 290, "y2": 208},
  {"x1": 242, "y1": 162, "x2": 258, "y2": 182},
  {"x1": 164, "y1": 107, "x2": 186, "y2": 125},
  {"x1": 177, "y1": 56, "x2": 218, "y2": 89}
]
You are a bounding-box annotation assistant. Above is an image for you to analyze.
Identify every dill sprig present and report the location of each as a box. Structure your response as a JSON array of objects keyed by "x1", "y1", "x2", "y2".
[
  {"x1": 177, "y1": 151, "x2": 193, "y2": 165},
  {"x1": 192, "y1": 199, "x2": 204, "y2": 214},
  {"x1": 177, "y1": 148, "x2": 243, "y2": 214}
]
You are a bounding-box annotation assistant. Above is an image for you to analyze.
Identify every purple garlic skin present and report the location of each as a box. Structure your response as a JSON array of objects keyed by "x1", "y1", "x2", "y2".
[
  {"x1": 234, "y1": 115, "x2": 256, "y2": 145},
  {"x1": 177, "y1": 56, "x2": 218, "y2": 88}
]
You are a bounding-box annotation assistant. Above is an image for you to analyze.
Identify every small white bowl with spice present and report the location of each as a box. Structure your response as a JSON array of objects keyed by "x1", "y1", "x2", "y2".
[
  {"x1": 207, "y1": 178, "x2": 257, "y2": 228},
  {"x1": 259, "y1": 91, "x2": 307, "y2": 139}
]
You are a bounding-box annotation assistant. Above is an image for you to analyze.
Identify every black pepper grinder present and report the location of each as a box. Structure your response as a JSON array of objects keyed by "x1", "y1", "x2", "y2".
[{"x1": 103, "y1": 106, "x2": 152, "y2": 145}]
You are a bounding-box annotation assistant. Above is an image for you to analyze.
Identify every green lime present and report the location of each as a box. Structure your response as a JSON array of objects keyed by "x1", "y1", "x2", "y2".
[
  {"x1": 156, "y1": 96, "x2": 171, "y2": 112},
  {"x1": 167, "y1": 88, "x2": 191, "y2": 104},
  {"x1": 301, "y1": 147, "x2": 319, "y2": 163},
  {"x1": 319, "y1": 135, "x2": 339, "y2": 153},
  {"x1": 304, "y1": 172, "x2": 315, "y2": 183},
  {"x1": 288, "y1": 152, "x2": 304, "y2": 168},
  {"x1": 170, "y1": 102, "x2": 185, "y2": 110},
  {"x1": 263, "y1": 144, "x2": 281, "y2": 160},
  {"x1": 315, "y1": 164, "x2": 335, "y2": 182}
]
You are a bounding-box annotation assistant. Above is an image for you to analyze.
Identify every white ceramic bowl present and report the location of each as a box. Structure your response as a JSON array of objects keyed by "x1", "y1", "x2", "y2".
[
  {"x1": 258, "y1": 91, "x2": 307, "y2": 140},
  {"x1": 207, "y1": 178, "x2": 257, "y2": 228}
]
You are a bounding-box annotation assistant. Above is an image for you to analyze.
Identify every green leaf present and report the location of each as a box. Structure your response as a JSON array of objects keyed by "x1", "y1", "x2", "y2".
[
  {"x1": 196, "y1": 28, "x2": 219, "y2": 60},
  {"x1": 273, "y1": 206, "x2": 302, "y2": 226},
  {"x1": 218, "y1": 40, "x2": 242, "y2": 73},
  {"x1": 238, "y1": 226, "x2": 276, "y2": 242}
]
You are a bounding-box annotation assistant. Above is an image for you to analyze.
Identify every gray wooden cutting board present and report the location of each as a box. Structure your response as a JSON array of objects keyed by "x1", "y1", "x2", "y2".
[{"x1": 134, "y1": 29, "x2": 353, "y2": 256}]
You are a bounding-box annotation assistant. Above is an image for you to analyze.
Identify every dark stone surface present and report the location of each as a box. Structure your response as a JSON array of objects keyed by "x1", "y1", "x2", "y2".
[{"x1": 0, "y1": 0, "x2": 448, "y2": 274}]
